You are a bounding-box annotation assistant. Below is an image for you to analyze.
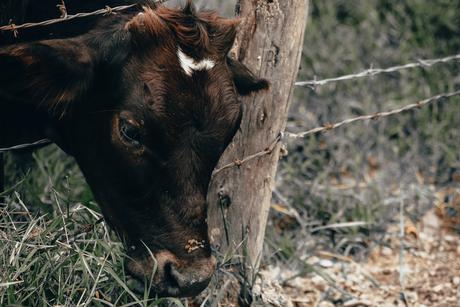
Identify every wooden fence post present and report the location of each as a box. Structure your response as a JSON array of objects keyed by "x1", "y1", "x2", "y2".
[{"x1": 208, "y1": 0, "x2": 310, "y2": 280}]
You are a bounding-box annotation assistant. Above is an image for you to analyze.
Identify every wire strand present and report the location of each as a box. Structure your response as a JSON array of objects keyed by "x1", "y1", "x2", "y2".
[
  {"x1": 296, "y1": 54, "x2": 460, "y2": 88},
  {"x1": 0, "y1": 139, "x2": 52, "y2": 153},
  {"x1": 212, "y1": 90, "x2": 460, "y2": 175},
  {"x1": 0, "y1": 0, "x2": 170, "y2": 33}
]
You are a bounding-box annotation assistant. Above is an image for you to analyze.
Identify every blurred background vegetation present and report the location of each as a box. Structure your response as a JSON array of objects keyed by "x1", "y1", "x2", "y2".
[
  {"x1": 269, "y1": 0, "x2": 460, "y2": 267},
  {"x1": 1, "y1": 0, "x2": 459, "y2": 305}
]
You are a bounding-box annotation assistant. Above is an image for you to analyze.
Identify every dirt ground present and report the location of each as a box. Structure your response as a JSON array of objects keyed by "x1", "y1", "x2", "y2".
[{"x1": 253, "y1": 189, "x2": 460, "y2": 307}]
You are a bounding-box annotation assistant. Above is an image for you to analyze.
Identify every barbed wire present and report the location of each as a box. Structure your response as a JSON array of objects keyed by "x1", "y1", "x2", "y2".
[
  {"x1": 283, "y1": 90, "x2": 460, "y2": 139},
  {"x1": 2, "y1": 4, "x2": 459, "y2": 175},
  {"x1": 212, "y1": 136, "x2": 281, "y2": 176},
  {"x1": 0, "y1": 0, "x2": 169, "y2": 34},
  {"x1": 212, "y1": 90, "x2": 460, "y2": 176},
  {"x1": 3, "y1": 92, "x2": 460, "y2": 172},
  {"x1": 5, "y1": 91, "x2": 458, "y2": 172},
  {"x1": 295, "y1": 54, "x2": 460, "y2": 88},
  {"x1": 0, "y1": 140, "x2": 52, "y2": 153},
  {"x1": 0, "y1": 5, "x2": 135, "y2": 34}
]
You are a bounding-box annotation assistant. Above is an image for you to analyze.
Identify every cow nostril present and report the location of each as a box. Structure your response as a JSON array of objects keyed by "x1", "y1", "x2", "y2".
[
  {"x1": 164, "y1": 262, "x2": 213, "y2": 297},
  {"x1": 168, "y1": 264, "x2": 191, "y2": 289},
  {"x1": 164, "y1": 262, "x2": 180, "y2": 289}
]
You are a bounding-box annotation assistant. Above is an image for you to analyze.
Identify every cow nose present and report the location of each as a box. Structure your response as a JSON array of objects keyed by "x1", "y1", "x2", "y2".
[
  {"x1": 125, "y1": 250, "x2": 216, "y2": 297},
  {"x1": 164, "y1": 256, "x2": 216, "y2": 297}
]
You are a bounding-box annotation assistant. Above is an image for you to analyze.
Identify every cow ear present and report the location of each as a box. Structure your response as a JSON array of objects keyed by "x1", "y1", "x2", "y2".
[
  {"x1": 227, "y1": 57, "x2": 269, "y2": 96},
  {"x1": 125, "y1": 8, "x2": 169, "y2": 47},
  {"x1": 0, "y1": 39, "x2": 95, "y2": 117}
]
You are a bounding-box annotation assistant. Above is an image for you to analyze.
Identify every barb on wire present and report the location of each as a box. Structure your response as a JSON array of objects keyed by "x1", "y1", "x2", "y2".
[
  {"x1": 212, "y1": 90, "x2": 460, "y2": 176},
  {"x1": 0, "y1": 139, "x2": 52, "y2": 153},
  {"x1": 283, "y1": 90, "x2": 460, "y2": 139},
  {"x1": 296, "y1": 54, "x2": 460, "y2": 88},
  {"x1": 0, "y1": 0, "x2": 169, "y2": 33},
  {"x1": 212, "y1": 135, "x2": 281, "y2": 176},
  {"x1": 57, "y1": 0, "x2": 68, "y2": 19},
  {"x1": 0, "y1": 5, "x2": 135, "y2": 32}
]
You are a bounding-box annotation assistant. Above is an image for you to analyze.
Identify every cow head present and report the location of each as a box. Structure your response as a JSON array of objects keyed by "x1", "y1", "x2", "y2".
[{"x1": 0, "y1": 2, "x2": 268, "y2": 297}]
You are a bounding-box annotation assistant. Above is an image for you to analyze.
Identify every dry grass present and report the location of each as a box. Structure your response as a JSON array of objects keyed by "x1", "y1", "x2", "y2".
[
  {"x1": 0, "y1": 180, "x2": 184, "y2": 306},
  {"x1": 1, "y1": 0, "x2": 460, "y2": 305}
]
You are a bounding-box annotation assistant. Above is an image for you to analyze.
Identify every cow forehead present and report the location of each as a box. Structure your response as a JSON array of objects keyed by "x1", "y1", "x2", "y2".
[
  {"x1": 125, "y1": 5, "x2": 238, "y2": 61},
  {"x1": 177, "y1": 48, "x2": 215, "y2": 77},
  {"x1": 131, "y1": 56, "x2": 238, "y2": 125}
]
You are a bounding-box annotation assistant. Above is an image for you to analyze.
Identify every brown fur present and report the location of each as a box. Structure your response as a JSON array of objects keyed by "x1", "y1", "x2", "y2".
[
  {"x1": 0, "y1": 1, "x2": 268, "y2": 297},
  {"x1": 127, "y1": 3, "x2": 239, "y2": 58}
]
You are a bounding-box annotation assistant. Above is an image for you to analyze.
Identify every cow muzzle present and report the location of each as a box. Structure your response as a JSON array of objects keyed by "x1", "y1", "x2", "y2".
[{"x1": 126, "y1": 250, "x2": 216, "y2": 297}]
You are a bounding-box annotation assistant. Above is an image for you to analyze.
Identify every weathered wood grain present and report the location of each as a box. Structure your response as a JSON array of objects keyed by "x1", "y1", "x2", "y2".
[{"x1": 208, "y1": 0, "x2": 310, "y2": 273}]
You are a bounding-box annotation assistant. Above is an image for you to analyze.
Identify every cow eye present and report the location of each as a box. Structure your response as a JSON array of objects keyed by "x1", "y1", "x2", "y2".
[{"x1": 120, "y1": 120, "x2": 142, "y2": 146}]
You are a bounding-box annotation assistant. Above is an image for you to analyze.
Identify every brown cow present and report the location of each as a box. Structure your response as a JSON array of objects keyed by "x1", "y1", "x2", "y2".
[{"x1": 0, "y1": 1, "x2": 268, "y2": 297}]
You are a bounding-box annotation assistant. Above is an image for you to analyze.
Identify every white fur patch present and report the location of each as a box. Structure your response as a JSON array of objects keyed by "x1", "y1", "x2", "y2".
[{"x1": 177, "y1": 48, "x2": 215, "y2": 76}]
